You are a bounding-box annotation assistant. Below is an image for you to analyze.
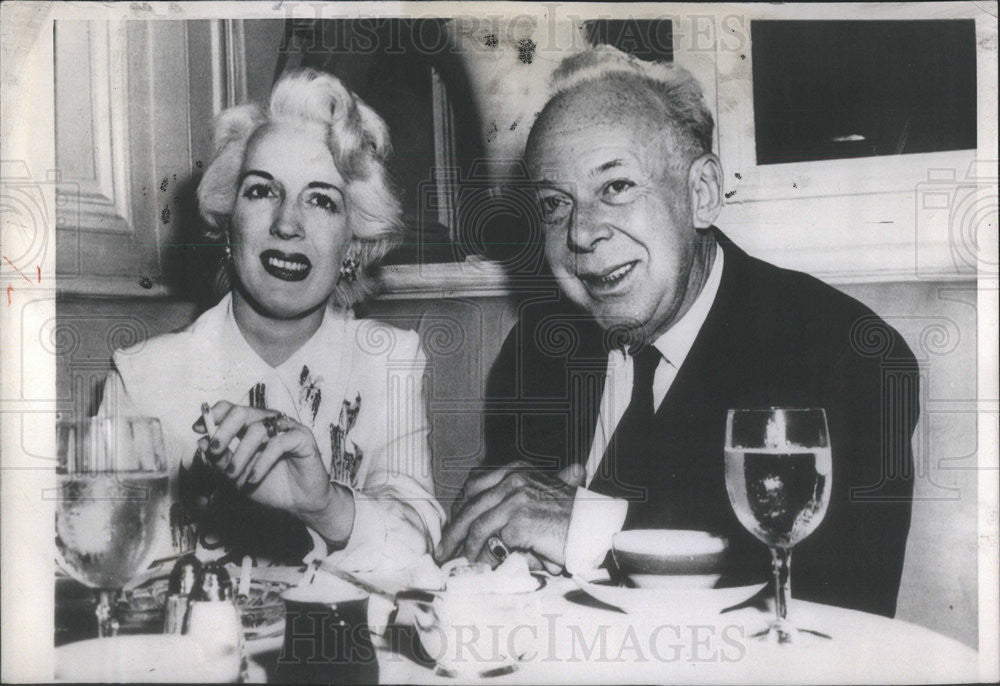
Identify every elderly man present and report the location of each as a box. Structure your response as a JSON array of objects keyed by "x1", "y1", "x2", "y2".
[{"x1": 437, "y1": 46, "x2": 917, "y2": 618}]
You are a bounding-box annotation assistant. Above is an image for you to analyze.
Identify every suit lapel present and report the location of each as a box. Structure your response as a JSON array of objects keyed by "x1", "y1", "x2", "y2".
[
  {"x1": 654, "y1": 232, "x2": 748, "y2": 423},
  {"x1": 640, "y1": 233, "x2": 752, "y2": 504}
]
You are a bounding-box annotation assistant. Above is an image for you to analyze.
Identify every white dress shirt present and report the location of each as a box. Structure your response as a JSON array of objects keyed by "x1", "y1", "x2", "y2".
[
  {"x1": 564, "y1": 245, "x2": 725, "y2": 574},
  {"x1": 99, "y1": 292, "x2": 444, "y2": 572}
]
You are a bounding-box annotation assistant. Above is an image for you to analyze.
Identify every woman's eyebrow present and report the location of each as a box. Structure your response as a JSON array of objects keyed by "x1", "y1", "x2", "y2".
[
  {"x1": 239, "y1": 169, "x2": 273, "y2": 183},
  {"x1": 306, "y1": 181, "x2": 341, "y2": 192}
]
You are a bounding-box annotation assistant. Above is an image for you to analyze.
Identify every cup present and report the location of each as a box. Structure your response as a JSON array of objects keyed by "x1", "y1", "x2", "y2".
[
  {"x1": 397, "y1": 581, "x2": 543, "y2": 678},
  {"x1": 274, "y1": 585, "x2": 378, "y2": 685}
]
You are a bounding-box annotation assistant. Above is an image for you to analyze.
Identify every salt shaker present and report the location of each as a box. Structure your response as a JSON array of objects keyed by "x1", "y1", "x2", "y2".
[
  {"x1": 186, "y1": 563, "x2": 240, "y2": 636},
  {"x1": 163, "y1": 554, "x2": 201, "y2": 634},
  {"x1": 191, "y1": 563, "x2": 232, "y2": 602},
  {"x1": 186, "y1": 562, "x2": 246, "y2": 681}
]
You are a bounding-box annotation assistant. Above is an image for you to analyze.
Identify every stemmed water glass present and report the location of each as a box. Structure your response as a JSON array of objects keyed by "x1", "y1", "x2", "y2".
[
  {"x1": 55, "y1": 416, "x2": 170, "y2": 637},
  {"x1": 724, "y1": 408, "x2": 832, "y2": 644}
]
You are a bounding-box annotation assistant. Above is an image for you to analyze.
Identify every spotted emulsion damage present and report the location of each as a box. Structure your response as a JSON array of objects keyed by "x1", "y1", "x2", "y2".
[{"x1": 517, "y1": 39, "x2": 536, "y2": 64}]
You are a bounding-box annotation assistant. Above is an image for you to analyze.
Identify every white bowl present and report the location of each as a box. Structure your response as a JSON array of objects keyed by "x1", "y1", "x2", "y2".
[{"x1": 611, "y1": 530, "x2": 728, "y2": 589}]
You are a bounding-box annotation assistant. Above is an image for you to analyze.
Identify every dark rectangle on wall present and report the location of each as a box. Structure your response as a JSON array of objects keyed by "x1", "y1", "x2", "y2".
[
  {"x1": 279, "y1": 18, "x2": 461, "y2": 263},
  {"x1": 583, "y1": 19, "x2": 673, "y2": 62},
  {"x1": 751, "y1": 19, "x2": 977, "y2": 165}
]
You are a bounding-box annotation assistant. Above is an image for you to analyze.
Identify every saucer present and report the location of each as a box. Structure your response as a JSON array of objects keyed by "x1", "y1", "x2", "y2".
[{"x1": 572, "y1": 573, "x2": 765, "y2": 617}]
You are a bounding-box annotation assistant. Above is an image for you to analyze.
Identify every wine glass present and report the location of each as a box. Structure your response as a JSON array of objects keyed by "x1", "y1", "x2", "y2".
[
  {"x1": 55, "y1": 416, "x2": 170, "y2": 637},
  {"x1": 724, "y1": 408, "x2": 832, "y2": 644}
]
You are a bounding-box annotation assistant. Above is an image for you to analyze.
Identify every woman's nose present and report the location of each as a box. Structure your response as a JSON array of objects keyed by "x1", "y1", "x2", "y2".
[{"x1": 270, "y1": 201, "x2": 305, "y2": 240}]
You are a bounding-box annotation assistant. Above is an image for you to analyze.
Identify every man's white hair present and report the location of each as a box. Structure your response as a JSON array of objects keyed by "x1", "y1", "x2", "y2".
[{"x1": 544, "y1": 45, "x2": 715, "y2": 170}]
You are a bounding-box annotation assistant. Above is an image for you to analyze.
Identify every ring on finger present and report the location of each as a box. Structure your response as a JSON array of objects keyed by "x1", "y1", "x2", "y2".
[
  {"x1": 263, "y1": 413, "x2": 286, "y2": 439},
  {"x1": 487, "y1": 535, "x2": 510, "y2": 563}
]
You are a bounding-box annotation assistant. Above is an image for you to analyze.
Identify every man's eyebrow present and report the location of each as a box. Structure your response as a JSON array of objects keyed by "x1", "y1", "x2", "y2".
[
  {"x1": 240, "y1": 169, "x2": 273, "y2": 183},
  {"x1": 591, "y1": 159, "x2": 626, "y2": 176}
]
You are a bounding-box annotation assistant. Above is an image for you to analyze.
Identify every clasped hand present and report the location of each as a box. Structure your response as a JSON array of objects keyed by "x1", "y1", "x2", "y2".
[
  {"x1": 192, "y1": 401, "x2": 346, "y2": 527},
  {"x1": 436, "y1": 461, "x2": 585, "y2": 572}
]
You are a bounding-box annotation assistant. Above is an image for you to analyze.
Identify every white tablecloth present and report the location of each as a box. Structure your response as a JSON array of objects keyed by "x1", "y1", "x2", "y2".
[{"x1": 374, "y1": 577, "x2": 979, "y2": 684}]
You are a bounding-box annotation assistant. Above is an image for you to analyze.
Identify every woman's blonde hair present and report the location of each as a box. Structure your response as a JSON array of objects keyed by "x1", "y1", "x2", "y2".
[{"x1": 196, "y1": 69, "x2": 403, "y2": 307}]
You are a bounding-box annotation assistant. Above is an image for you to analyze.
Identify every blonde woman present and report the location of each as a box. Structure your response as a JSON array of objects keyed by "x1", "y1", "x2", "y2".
[{"x1": 100, "y1": 70, "x2": 443, "y2": 571}]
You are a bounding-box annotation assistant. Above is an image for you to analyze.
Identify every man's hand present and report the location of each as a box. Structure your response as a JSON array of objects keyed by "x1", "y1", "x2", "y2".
[{"x1": 436, "y1": 462, "x2": 586, "y2": 571}]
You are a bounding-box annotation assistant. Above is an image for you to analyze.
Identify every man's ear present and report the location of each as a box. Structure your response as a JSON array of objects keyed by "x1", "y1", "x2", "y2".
[{"x1": 687, "y1": 153, "x2": 723, "y2": 229}]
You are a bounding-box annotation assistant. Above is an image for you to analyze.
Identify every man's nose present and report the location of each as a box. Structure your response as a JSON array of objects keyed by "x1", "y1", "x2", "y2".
[
  {"x1": 270, "y1": 200, "x2": 304, "y2": 240},
  {"x1": 566, "y1": 207, "x2": 613, "y2": 253}
]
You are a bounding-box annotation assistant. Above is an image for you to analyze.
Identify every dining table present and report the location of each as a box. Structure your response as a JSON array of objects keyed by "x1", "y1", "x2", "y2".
[
  {"x1": 233, "y1": 569, "x2": 980, "y2": 685},
  {"x1": 55, "y1": 562, "x2": 981, "y2": 683}
]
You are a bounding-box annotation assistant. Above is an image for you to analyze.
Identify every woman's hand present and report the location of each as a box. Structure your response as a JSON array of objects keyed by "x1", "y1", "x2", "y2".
[{"x1": 193, "y1": 401, "x2": 354, "y2": 542}]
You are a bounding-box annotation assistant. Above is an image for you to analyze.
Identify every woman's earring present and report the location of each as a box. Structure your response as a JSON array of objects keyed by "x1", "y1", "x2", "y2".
[
  {"x1": 339, "y1": 257, "x2": 360, "y2": 283},
  {"x1": 213, "y1": 232, "x2": 234, "y2": 297}
]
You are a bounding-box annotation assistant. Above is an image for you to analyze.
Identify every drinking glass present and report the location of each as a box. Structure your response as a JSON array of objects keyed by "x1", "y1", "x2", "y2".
[
  {"x1": 55, "y1": 416, "x2": 170, "y2": 637},
  {"x1": 724, "y1": 408, "x2": 832, "y2": 644}
]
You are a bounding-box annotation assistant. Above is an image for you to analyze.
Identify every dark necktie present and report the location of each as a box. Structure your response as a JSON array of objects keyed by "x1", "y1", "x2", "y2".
[{"x1": 588, "y1": 345, "x2": 662, "y2": 500}]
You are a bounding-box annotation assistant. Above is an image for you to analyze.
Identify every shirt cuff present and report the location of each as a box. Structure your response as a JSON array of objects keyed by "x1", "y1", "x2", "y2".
[
  {"x1": 337, "y1": 491, "x2": 390, "y2": 561},
  {"x1": 302, "y1": 487, "x2": 398, "y2": 572},
  {"x1": 564, "y1": 487, "x2": 629, "y2": 576}
]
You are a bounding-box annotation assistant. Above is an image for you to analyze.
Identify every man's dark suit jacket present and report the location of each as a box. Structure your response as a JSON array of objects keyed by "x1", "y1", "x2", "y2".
[{"x1": 483, "y1": 230, "x2": 918, "y2": 618}]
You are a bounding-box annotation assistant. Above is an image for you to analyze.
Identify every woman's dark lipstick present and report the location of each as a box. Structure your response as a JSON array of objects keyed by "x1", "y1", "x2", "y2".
[{"x1": 260, "y1": 250, "x2": 311, "y2": 282}]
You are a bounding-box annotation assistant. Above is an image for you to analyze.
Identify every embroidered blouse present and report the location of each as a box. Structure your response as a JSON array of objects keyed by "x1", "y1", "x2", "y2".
[{"x1": 99, "y1": 292, "x2": 444, "y2": 572}]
